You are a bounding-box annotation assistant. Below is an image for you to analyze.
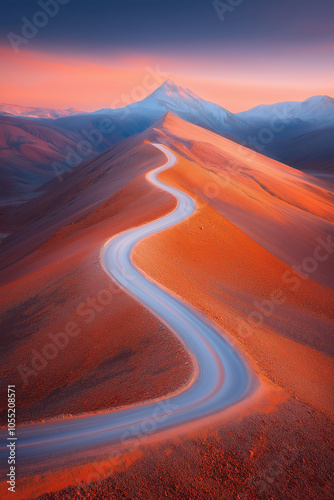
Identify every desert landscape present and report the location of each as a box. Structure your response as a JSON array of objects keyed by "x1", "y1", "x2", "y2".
[{"x1": 0, "y1": 1, "x2": 333, "y2": 499}]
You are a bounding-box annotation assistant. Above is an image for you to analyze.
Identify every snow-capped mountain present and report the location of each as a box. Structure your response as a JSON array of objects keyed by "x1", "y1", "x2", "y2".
[
  {"x1": 236, "y1": 95, "x2": 334, "y2": 172},
  {"x1": 95, "y1": 80, "x2": 256, "y2": 142},
  {"x1": 0, "y1": 102, "x2": 81, "y2": 119},
  {"x1": 1, "y1": 82, "x2": 333, "y2": 207},
  {"x1": 237, "y1": 95, "x2": 334, "y2": 129}
]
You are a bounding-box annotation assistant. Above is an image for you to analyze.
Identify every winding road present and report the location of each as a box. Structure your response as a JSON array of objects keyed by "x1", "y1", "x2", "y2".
[{"x1": 0, "y1": 143, "x2": 255, "y2": 477}]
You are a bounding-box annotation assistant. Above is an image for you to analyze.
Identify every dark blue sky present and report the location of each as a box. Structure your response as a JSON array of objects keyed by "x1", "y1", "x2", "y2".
[
  {"x1": 1, "y1": 0, "x2": 333, "y2": 111},
  {"x1": 1, "y1": 0, "x2": 333, "y2": 54}
]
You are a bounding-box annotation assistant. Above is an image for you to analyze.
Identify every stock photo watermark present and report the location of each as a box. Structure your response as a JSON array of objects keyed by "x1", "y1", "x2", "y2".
[
  {"x1": 73, "y1": 396, "x2": 178, "y2": 497},
  {"x1": 110, "y1": 65, "x2": 169, "y2": 115},
  {"x1": 6, "y1": 385, "x2": 17, "y2": 493},
  {"x1": 51, "y1": 116, "x2": 116, "y2": 182},
  {"x1": 16, "y1": 280, "x2": 122, "y2": 385},
  {"x1": 7, "y1": 0, "x2": 71, "y2": 53},
  {"x1": 249, "y1": 440, "x2": 299, "y2": 495},
  {"x1": 213, "y1": 0, "x2": 245, "y2": 22},
  {"x1": 237, "y1": 234, "x2": 334, "y2": 338},
  {"x1": 51, "y1": 64, "x2": 169, "y2": 182},
  {"x1": 203, "y1": 108, "x2": 291, "y2": 198}
]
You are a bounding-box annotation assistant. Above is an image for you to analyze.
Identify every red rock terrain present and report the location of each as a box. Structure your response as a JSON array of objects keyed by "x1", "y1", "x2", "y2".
[
  {"x1": 1, "y1": 115, "x2": 333, "y2": 499},
  {"x1": 0, "y1": 140, "x2": 193, "y2": 426}
]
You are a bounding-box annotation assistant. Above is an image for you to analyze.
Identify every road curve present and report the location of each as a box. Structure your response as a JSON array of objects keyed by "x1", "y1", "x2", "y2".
[{"x1": 0, "y1": 143, "x2": 256, "y2": 475}]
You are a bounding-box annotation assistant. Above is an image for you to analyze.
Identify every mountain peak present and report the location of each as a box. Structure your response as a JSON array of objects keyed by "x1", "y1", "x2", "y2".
[
  {"x1": 153, "y1": 80, "x2": 198, "y2": 100},
  {"x1": 303, "y1": 95, "x2": 334, "y2": 106},
  {"x1": 161, "y1": 79, "x2": 179, "y2": 91}
]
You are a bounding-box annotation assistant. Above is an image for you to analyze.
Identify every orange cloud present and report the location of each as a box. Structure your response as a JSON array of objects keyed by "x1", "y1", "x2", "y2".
[
  {"x1": 0, "y1": 46, "x2": 165, "y2": 111},
  {"x1": 0, "y1": 45, "x2": 333, "y2": 113}
]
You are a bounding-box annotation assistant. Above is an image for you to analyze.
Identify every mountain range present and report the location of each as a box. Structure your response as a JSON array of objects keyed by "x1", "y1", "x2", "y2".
[
  {"x1": 0, "y1": 81, "x2": 333, "y2": 206},
  {"x1": 0, "y1": 102, "x2": 80, "y2": 119},
  {"x1": 1, "y1": 80, "x2": 333, "y2": 500}
]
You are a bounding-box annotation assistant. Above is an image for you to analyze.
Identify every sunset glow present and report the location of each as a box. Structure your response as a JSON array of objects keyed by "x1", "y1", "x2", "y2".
[
  {"x1": 1, "y1": 0, "x2": 333, "y2": 112},
  {"x1": 1, "y1": 43, "x2": 333, "y2": 112}
]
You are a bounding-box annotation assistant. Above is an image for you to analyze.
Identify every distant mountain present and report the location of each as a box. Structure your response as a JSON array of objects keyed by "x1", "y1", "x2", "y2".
[
  {"x1": 237, "y1": 95, "x2": 334, "y2": 129},
  {"x1": 236, "y1": 95, "x2": 334, "y2": 172},
  {"x1": 1, "y1": 84, "x2": 333, "y2": 207},
  {"x1": 0, "y1": 102, "x2": 81, "y2": 119},
  {"x1": 94, "y1": 79, "x2": 256, "y2": 143},
  {"x1": 0, "y1": 113, "x2": 123, "y2": 206},
  {"x1": 0, "y1": 108, "x2": 157, "y2": 205},
  {"x1": 95, "y1": 83, "x2": 334, "y2": 173},
  {"x1": 253, "y1": 125, "x2": 334, "y2": 173},
  {"x1": 11, "y1": 79, "x2": 255, "y2": 204}
]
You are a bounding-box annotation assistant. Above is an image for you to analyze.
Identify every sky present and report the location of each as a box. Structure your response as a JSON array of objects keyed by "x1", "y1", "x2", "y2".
[{"x1": 0, "y1": 0, "x2": 333, "y2": 112}]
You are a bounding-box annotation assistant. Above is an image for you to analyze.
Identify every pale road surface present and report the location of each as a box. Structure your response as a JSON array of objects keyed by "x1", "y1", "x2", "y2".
[{"x1": 0, "y1": 143, "x2": 256, "y2": 477}]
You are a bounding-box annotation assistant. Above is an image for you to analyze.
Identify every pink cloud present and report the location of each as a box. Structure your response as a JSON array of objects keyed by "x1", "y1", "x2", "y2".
[{"x1": 0, "y1": 45, "x2": 333, "y2": 112}]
